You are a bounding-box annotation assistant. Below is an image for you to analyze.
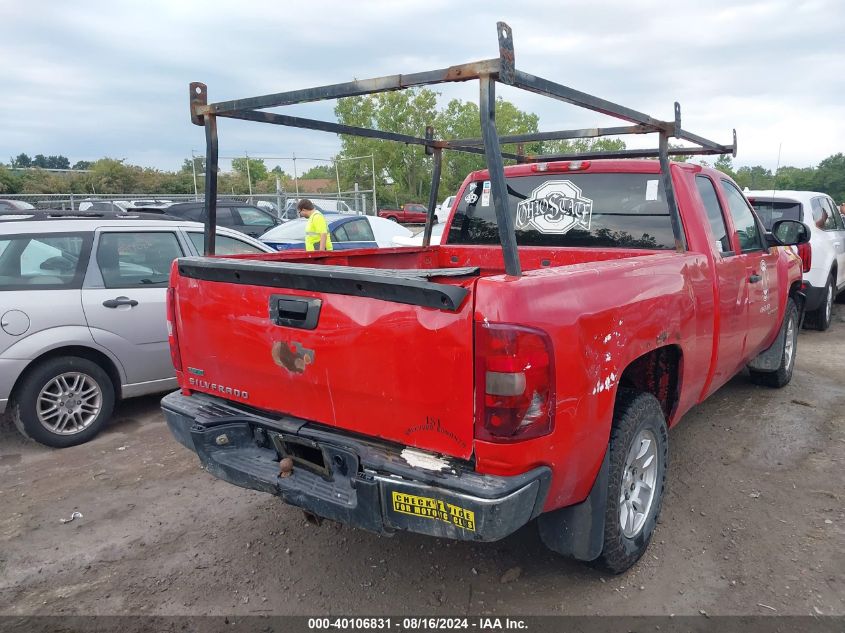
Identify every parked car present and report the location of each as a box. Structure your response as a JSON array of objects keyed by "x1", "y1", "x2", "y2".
[
  {"x1": 78, "y1": 200, "x2": 133, "y2": 212},
  {"x1": 0, "y1": 215, "x2": 274, "y2": 448},
  {"x1": 746, "y1": 190, "x2": 844, "y2": 330},
  {"x1": 392, "y1": 222, "x2": 446, "y2": 247},
  {"x1": 435, "y1": 195, "x2": 456, "y2": 224},
  {"x1": 255, "y1": 200, "x2": 283, "y2": 218},
  {"x1": 0, "y1": 199, "x2": 36, "y2": 212},
  {"x1": 378, "y1": 203, "x2": 430, "y2": 224},
  {"x1": 166, "y1": 201, "x2": 281, "y2": 238},
  {"x1": 260, "y1": 213, "x2": 412, "y2": 250}
]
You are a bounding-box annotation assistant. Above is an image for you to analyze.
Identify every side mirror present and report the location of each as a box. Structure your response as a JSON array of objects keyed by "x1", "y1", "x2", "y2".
[{"x1": 767, "y1": 219, "x2": 810, "y2": 246}]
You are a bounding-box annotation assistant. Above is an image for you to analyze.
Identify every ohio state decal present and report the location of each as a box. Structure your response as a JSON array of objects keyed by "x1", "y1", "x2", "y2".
[{"x1": 515, "y1": 180, "x2": 593, "y2": 234}]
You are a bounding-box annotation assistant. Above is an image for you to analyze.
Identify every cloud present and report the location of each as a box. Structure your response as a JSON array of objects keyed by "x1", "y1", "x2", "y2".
[{"x1": 0, "y1": 0, "x2": 842, "y2": 171}]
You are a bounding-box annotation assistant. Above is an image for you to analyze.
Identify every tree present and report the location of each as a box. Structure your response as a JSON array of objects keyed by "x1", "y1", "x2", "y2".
[
  {"x1": 335, "y1": 88, "x2": 544, "y2": 205},
  {"x1": 231, "y1": 157, "x2": 268, "y2": 183},
  {"x1": 73, "y1": 160, "x2": 92, "y2": 171},
  {"x1": 542, "y1": 137, "x2": 627, "y2": 156},
  {"x1": 714, "y1": 154, "x2": 736, "y2": 178},
  {"x1": 13, "y1": 153, "x2": 31, "y2": 168},
  {"x1": 733, "y1": 165, "x2": 774, "y2": 190},
  {"x1": 336, "y1": 88, "x2": 438, "y2": 204},
  {"x1": 87, "y1": 158, "x2": 138, "y2": 193},
  {"x1": 435, "y1": 97, "x2": 542, "y2": 196},
  {"x1": 815, "y1": 153, "x2": 845, "y2": 203},
  {"x1": 32, "y1": 154, "x2": 49, "y2": 168},
  {"x1": 300, "y1": 164, "x2": 334, "y2": 180},
  {"x1": 181, "y1": 157, "x2": 205, "y2": 173},
  {"x1": 0, "y1": 166, "x2": 19, "y2": 193}
]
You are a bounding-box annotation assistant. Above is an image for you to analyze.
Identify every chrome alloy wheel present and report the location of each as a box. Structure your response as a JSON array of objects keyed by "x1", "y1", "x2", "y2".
[
  {"x1": 619, "y1": 429, "x2": 659, "y2": 538},
  {"x1": 36, "y1": 372, "x2": 103, "y2": 435},
  {"x1": 784, "y1": 311, "x2": 796, "y2": 371}
]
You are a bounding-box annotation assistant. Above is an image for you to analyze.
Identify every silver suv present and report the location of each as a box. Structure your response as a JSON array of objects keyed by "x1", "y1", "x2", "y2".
[{"x1": 0, "y1": 213, "x2": 274, "y2": 447}]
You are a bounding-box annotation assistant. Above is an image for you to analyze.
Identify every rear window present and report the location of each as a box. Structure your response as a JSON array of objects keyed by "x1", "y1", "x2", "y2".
[
  {"x1": 749, "y1": 199, "x2": 802, "y2": 230},
  {"x1": 0, "y1": 233, "x2": 91, "y2": 290},
  {"x1": 446, "y1": 173, "x2": 677, "y2": 249}
]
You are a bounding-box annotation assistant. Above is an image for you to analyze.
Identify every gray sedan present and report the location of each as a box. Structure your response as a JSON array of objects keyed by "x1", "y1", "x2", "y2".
[{"x1": 0, "y1": 215, "x2": 274, "y2": 447}]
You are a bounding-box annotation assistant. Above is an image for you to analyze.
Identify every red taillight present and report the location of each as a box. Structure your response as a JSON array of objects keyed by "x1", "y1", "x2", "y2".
[
  {"x1": 475, "y1": 323, "x2": 555, "y2": 442},
  {"x1": 166, "y1": 288, "x2": 183, "y2": 372},
  {"x1": 797, "y1": 242, "x2": 812, "y2": 273},
  {"x1": 531, "y1": 160, "x2": 590, "y2": 173}
]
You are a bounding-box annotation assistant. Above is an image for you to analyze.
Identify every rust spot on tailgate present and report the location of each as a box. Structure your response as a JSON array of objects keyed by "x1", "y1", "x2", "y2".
[{"x1": 272, "y1": 341, "x2": 315, "y2": 374}]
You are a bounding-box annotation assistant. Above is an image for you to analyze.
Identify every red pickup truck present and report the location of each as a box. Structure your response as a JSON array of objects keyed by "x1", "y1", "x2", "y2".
[
  {"x1": 378, "y1": 203, "x2": 429, "y2": 224},
  {"x1": 163, "y1": 158, "x2": 807, "y2": 572}
]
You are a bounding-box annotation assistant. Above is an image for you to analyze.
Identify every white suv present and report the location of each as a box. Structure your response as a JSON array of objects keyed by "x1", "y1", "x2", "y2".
[
  {"x1": 747, "y1": 190, "x2": 844, "y2": 330},
  {"x1": 0, "y1": 213, "x2": 274, "y2": 447}
]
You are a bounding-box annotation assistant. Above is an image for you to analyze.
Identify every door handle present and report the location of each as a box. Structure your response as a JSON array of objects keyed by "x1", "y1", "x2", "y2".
[
  {"x1": 270, "y1": 295, "x2": 321, "y2": 330},
  {"x1": 102, "y1": 297, "x2": 139, "y2": 308},
  {"x1": 749, "y1": 274, "x2": 762, "y2": 284}
]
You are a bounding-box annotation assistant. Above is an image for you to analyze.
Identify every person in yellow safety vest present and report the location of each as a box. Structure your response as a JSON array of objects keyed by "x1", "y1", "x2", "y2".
[{"x1": 297, "y1": 198, "x2": 333, "y2": 251}]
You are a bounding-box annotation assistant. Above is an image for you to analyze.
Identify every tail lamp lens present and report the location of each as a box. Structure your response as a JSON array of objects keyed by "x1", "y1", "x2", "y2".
[
  {"x1": 797, "y1": 242, "x2": 812, "y2": 273},
  {"x1": 475, "y1": 323, "x2": 555, "y2": 442}
]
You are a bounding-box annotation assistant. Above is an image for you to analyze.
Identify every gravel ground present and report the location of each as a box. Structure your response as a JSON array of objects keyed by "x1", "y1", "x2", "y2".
[{"x1": 1, "y1": 307, "x2": 843, "y2": 617}]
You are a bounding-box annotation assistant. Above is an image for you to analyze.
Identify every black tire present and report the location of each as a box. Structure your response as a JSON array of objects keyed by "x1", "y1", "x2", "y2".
[
  {"x1": 806, "y1": 276, "x2": 833, "y2": 331},
  {"x1": 592, "y1": 390, "x2": 668, "y2": 574},
  {"x1": 749, "y1": 297, "x2": 799, "y2": 388},
  {"x1": 11, "y1": 356, "x2": 115, "y2": 448},
  {"x1": 387, "y1": 216, "x2": 398, "y2": 222}
]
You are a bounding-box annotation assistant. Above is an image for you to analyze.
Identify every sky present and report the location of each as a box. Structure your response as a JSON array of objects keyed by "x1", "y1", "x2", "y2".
[{"x1": 2, "y1": 0, "x2": 844, "y2": 175}]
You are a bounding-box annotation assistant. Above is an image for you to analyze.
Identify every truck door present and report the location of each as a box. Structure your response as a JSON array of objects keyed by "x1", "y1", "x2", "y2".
[
  {"x1": 695, "y1": 175, "x2": 749, "y2": 392},
  {"x1": 719, "y1": 179, "x2": 781, "y2": 358}
]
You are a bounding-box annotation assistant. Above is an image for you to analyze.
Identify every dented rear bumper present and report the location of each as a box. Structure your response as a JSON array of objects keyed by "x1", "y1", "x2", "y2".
[{"x1": 161, "y1": 391, "x2": 550, "y2": 541}]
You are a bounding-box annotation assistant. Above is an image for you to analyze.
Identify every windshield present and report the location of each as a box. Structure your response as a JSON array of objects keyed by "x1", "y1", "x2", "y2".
[
  {"x1": 261, "y1": 218, "x2": 307, "y2": 240},
  {"x1": 749, "y1": 200, "x2": 803, "y2": 230},
  {"x1": 447, "y1": 172, "x2": 677, "y2": 250}
]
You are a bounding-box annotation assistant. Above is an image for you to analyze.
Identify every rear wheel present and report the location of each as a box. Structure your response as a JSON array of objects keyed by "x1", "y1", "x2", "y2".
[
  {"x1": 592, "y1": 391, "x2": 668, "y2": 574},
  {"x1": 11, "y1": 356, "x2": 115, "y2": 448},
  {"x1": 749, "y1": 297, "x2": 799, "y2": 388},
  {"x1": 387, "y1": 216, "x2": 398, "y2": 222}
]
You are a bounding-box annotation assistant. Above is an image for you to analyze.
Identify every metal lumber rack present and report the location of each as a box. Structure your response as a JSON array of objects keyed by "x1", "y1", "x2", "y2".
[{"x1": 189, "y1": 21, "x2": 736, "y2": 277}]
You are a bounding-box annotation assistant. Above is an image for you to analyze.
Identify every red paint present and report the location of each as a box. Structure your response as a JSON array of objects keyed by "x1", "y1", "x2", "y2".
[{"x1": 169, "y1": 159, "x2": 802, "y2": 513}]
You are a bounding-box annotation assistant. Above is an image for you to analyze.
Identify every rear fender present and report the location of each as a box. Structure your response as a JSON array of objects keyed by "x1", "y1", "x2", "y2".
[{"x1": 1, "y1": 326, "x2": 127, "y2": 384}]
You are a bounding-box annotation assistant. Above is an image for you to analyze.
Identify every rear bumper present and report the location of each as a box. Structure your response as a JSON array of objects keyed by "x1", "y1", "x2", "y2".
[{"x1": 162, "y1": 391, "x2": 550, "y2": 542}]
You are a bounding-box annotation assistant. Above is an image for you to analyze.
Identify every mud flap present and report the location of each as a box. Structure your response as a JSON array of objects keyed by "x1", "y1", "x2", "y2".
[
  {"x1": 747, "y1": 290, "x2": 804, "y2": 371},
  {"x1": 537, "y1": 449, "x2": 609, "y2": 561}
]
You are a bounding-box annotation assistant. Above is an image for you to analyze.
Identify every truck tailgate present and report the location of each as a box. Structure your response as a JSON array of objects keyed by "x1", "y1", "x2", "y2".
[{"x1": 171, "y1": 258, "x2": 477, "y2": 459}]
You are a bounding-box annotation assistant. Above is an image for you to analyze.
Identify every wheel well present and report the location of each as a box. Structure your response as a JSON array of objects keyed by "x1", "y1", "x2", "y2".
[
  {"x1": 788, "y1": 279, "x2": 805, "y2": 313},
  {"x1": 11, "y1": 346, "x2": 122, "y2": 402},
  {"x1": 618, "y1": 345, "x2": 682, "y2": 422}
]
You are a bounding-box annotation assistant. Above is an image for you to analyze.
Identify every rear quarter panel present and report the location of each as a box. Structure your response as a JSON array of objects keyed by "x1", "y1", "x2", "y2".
[{"x1": 472, "y1": 251, "x2": 714, "y2": 510}]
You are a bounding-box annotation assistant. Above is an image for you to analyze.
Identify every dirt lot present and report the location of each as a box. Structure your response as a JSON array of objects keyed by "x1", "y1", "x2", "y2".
[{"x1": 1, "y1": 309, "x2": 843, "y2": 618}]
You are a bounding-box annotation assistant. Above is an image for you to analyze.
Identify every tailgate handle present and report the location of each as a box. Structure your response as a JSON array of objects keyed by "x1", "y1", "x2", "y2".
[{"x1": 270, "y1": 295, "x2": 321, "y2": 330}]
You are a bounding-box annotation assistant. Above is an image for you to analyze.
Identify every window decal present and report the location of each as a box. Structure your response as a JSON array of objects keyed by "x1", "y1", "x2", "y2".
[{"x1": 515, "y1": 179, "x2": 593, "y2": 235}]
